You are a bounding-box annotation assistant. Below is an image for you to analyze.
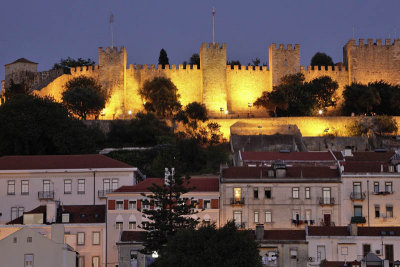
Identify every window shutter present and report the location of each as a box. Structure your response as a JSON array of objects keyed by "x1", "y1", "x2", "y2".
[
  {"x1": 108, "y1": 200, "x2": 115, "y2": 210},
  {"x1": 124, "y1": 200, "x2": 128, "y2": 210},
  {"x1": 137, "y1": 200, "x2": 141, "y2": 211},
  {"x1": 211, "y1": 199, "x2": 219, "y2": 209},
  {"x1": 198, "y1": 199, "x2": 203, "y2": 209}
]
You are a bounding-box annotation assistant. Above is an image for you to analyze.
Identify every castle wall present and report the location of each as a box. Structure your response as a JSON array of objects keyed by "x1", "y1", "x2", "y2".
[
  {"x1": 344, "y1": 38, "x2": 400, "y2": 85},
  {"x1": 269, "y1": 44, "x2": 300, "y2": 87},
  {"x1": 226, "y1": 65, "x2": 270, "y2": 115}
]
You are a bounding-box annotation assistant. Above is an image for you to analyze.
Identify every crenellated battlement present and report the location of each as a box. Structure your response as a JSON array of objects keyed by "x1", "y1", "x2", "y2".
[
  {"x1": 300, "y1": 65, "x2": 347, "y2": 72},
  {"x1": 346, "y1": 38, "x2": 400, "y2": 47},
  {"x1": 98, "y1": 46, "x2": 126, "y2": 54},
  {"x1": 200, "y1": 42, "x2": 227, "y2": 50},
  {"x1": 226, "y1": 65, "x2": 269, "y2": 71},
  {"x1": 70, "y1": 65, "x2": 100, "y2": 73},
  {"x1": 127, "y1": 64, "x2": 200, "y2": 71},
  {"x1": 98, "y1": 46, "x2": 127, "y2": 67},
  {"x1": 269, "y1": 43, "x2": 300, "y2": 51}
]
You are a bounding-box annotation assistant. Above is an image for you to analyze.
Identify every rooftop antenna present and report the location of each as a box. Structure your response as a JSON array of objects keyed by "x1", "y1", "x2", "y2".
[
  {"x1": 212, "y1": 7, "x2": 216, "y2": 44},
  {"x1": 110, "y1": 10, "x2": 114, "y2": 48}
]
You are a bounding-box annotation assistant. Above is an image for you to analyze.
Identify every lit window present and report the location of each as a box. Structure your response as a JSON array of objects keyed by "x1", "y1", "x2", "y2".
[
  {"x1": 78, "y1": 179, "x2": 85, "y2": 194},
  {"x1": 234, "y1": 188, "x2": 242, "y2": 201},
  {"x1": 292, "y1": 188, "x2": 299, "y2": 199},
  {"x1": 116, "y1": 201, "x2": 123, "y2": 210},
  {"x1": 254, "y1": 211, "x2": 259, "y2": 223},
  {"x1": 92, "y1": 232, "x2": 100, "y2": 245},
  {"x1": 21, "y1": 181, "x2": 29, "y2": 195},
  {"x1": 62, "y1": 213, "x2": 70, "y2": 223},
  {"x1": 116, "y1": 222, "x2": 123, "y2": 230},
  {"x1": 77, "y1": 232, "x2": 85, "y2": 245},
  {"x1": 129, "y1": 200, "x2": 137, "y2": 210},
  {"x1": 305, "y1": 187, "x2": 310, "y2": 199},
  {"x1": 204, "y1": 200, "x2": 211, "y2": 209},
  {"x1": 64, "y1": 179, "x2": 72, "y2": 194},
  {"x1": 129, "y1": 221, "x2": 137, "y2": 230},
  {"x1": 7, "y1": 180, "x2": 15, "y2": 195},
  {"x1": 265, "y1": 211, "x2": 272, "y2": 223}
]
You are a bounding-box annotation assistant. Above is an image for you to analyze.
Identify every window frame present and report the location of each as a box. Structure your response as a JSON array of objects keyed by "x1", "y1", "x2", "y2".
[
  {"x1": 203, "y1": 200, "x2": 211, "y2": 209},
  {"x1": 77, "y1": 232, "x2": 85, "y2": 245},
  {"x1": 64, "y1": 179, "x2": 72, "y2": 194},
  {"x1": 305, "y1": 187, "x2": 310, "y2": 199},
  {"x1": 92, "y1": 232, "x2": 100, "y2": 245},
  {"x1": 21, "y1": 180, "x2": 29, "y2": 195},
  {"x1": 92, "y1": 256, "x2": 100, "y2": 267},
  {"x1": 129, "y1": 221, "x2": 137, "y2": 230},
  {"x1": 254, "y1": 211, "x2": 259, "y2": 223},
  {"x1": 77, "y1": 179, "x2": 85, "y2": 194},
  {"x1": 7, "y1": 180, "x2": 15, "y2": 195},
  {"x1": 253, "y1": 188, "x2": 258, "y2": 199},
  {"x1": 62, "y1": 213, "x2": 70, "y2": 223},
  {"x1": 374, "y1": 182, "x2": 379, "y2": 193},
  {"x1": 292, "y1": 187, "x2": 299, "y2": 199},
  {"x1": 354, "y1": 205, "x2": 363, "y2": 217},
  {"x1": 386, "y1": 205, "x2": 393, "y2": 218},
  {"x1": 385, "y1": 182, "x2": 393, "y2": 193},
  {"x1": 128, "y1": 200, "x2": 137, "y2": 210},
  {"x1": 112, "y1": 178, "x2": 119, "y2": 190},
  {"x1": 116, "y1": 221, "x2": 123, "y2": 230},
  {"x1": 264, "y1": 187, "x2": 272, "y2": 199},
  {"x1": 375, "y1": 205, "x2": 380, "y2": 218},
  {"x1": 265, "y1": 211, "x2": 272, "y2": 223},
  {"x1": 116, "y1": 201, "x2": 124, "y2": 210}
]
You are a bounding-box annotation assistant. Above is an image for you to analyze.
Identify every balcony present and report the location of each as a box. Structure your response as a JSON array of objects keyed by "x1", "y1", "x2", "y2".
[
  {"x1": 372, "y1": 191, "x2": 394, "y2": 195},
  {"x1": 38, "y1": 191, "x2": 54, "y2": 200},
  {"x1": 351, "y1": 216, "x2": 366, "y2": 224},
  {"x1": 98, "y1": 189, "x2": 114, "y2": 198},
  {"x1": 350, "y1": 192, "x2": 366, "y2": 200},
  {"x1": 230, "y1": 198, "x2": 245, "y2": 205},
  {"x1": 318, "y1": 197, "x2": 335, "y2": 205}
]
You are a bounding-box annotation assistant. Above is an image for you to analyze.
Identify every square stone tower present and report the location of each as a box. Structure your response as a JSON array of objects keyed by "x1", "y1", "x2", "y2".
[{"x1": 269, "y1": 44, "x2": 300, "y2": 87}]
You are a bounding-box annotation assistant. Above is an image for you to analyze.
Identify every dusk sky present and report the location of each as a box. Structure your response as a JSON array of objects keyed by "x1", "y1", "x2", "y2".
[{"x1": 1, "y1": 0, "x2": 399, "y2": 79}]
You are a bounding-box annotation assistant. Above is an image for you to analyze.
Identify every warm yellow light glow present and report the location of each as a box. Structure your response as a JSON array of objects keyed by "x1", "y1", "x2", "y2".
[
  {"x1": 234, "y1": 187, "x2": 241, "y2": 200},
  {"x1": 225, "y1": 110, "x2": 228, "y2": 115},
  {"x1": 318, "y1": 110, "x2": 323, "y2": 115},
  {"x1": 128, "y1": 110, "x2": 132, "y2": 115}
]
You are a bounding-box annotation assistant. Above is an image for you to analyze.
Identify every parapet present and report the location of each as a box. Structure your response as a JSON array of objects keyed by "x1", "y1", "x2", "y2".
[
  {"x1": 346, "y1": 38, "x2": 400, "y2": 47},
  {"x1": 98, "y1": 46, "x2": 126, "y2": 54},
  {"x1": 269, "y1": 43, "x2": 300, "y2": 51},
  {"x1": 301, "y1": 65, "x2": 347, "y2": 72},
  {"x1": 226, "y1": 65, "x2": 269, "y2": 71},
  {"x1": 200, "y1": 42, "x2": 227, "y2": 50},
  {"x1": 127, "y1": 64, "x2": 200, "y2": 71},
  {"x1": 70, "y1": 65, "x2": 100, "y2": 73}
]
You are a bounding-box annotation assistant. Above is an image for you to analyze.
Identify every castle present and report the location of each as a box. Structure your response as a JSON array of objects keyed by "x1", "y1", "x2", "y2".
[{"x1": 4, "y1": 38, "x2": 400, "y2": 119}]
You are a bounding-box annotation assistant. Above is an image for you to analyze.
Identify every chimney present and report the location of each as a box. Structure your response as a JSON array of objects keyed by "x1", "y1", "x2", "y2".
[
  {"x1": 46, "y1": 201, "x2": 57, "y2": 224},
  {"x1": 255, "y1": 224, "x2": 264, "y2": 241},
  {"x1": 349, "y1": 223, "x2": 358, "y2": 236},
  {"x1": 51, "y1": 224, "x2": 65, "y2": 244}
]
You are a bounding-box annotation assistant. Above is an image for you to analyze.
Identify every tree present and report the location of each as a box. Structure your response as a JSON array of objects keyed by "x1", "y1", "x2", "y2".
[
  {"x1": 310, "y1": 52, "x2": 334, "y2": 68},
  {"x1": 189, "y1": 53, "x2": 200, "y2": 68},
  {"x1": 4, "y1": 79, "x2": 29, "y2": 101},
  {"x1": 139, "y1": 77, "x2": 181, "y2": 118},
  {"x1": 141, "y1": 174, "x2": 199, "y2": 254},
  {"x1": 227, "y1": 60, "x2": 241, "y2": 69},
  {"x1": 52, "y1": 57, "x2": 95, "y2": 74},
  {"x1": 0, "y1": 94, "x2": 102, "y2": 155},
  {"x1": 175, "y1": 102, "x2": 208, "y2": 131},
  {"x1": 252, "y1": 58, "x2": 261, "y2": 66},
  {"x1": 307, "y1": 75, "x2": 339, "y2": 111},
  {"x1": 158, "y1": 49, "x2": 169, "y2": 69},
  {"x1": 342, "y1": 83, "x2": 381, "y2": 115},
  {"x1": 61, "y1": 76, "x2": 108, "y2": 120},
  {"x1": 373, "y1": 116, "x2": 398, "y2": 135},
  {"x1": 153, "y1": 221, "x2": 262, "y2": 267}
]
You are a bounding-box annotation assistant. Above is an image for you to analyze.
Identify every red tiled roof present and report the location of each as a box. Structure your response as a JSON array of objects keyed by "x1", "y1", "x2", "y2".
[
  {"x1": 357, "y1": 227, "x2": 400, "y2": 236},
  {"x1": 263, "y1": 230, "x2": 305, "y2": 240},
  {"x1": 321, "y1": 261, "x2": 360, "y2": 267},
  {"x1": 7, "y1": 205, "x2": 105, "y2": 225},
  {"x1": 0, "y1": 155, "x2": 134, "y2": 170},
  {"x1": 332, "y1": 151, "x2": 344, "y2": 161},
  {"x1": 241, "y1": 151, "x2": 335, "y2": 161},
  {"x1": 114, "y1": 177, "x2": 219, "y2": 193},
  {"x1": 5, "y1": 58, "x2": 38, "y2": 66},
  {"x1": 222, "y1": 166, "x2": 340, "y2": 179},
  {"x1": 308, "y1": 226, "x2": 349, "y2": 236},
  {"x1": 120, "y1": 231, "x2": 147, "y2": 242},
  {"x1": 342, "y1": 162, "x2": 389, "y2": 173},
  {"x1": 345, "y1": 151, "x2": 395, "y2": 162}
]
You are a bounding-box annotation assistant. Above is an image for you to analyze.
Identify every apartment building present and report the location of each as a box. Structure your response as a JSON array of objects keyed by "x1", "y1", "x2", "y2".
[
  {"x1": 106, "y1": 177, "x2": 220, "y2": 267},
  {"x1": 0, "y1": 154, "x2": 140, "y2": 223},
  {"x1": 1, "y1": 202, "x2": 105, "y2": 267},
  {"x1": 306, "y1": 225, "x2": 400, "y2": 267},
  {"x1": 220, "y1": 163, "x2": 341, "y2": 229}
]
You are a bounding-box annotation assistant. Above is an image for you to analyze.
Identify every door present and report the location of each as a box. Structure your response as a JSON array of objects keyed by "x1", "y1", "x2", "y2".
[
  {"x1": 43, "y1": 180, "x2": 50, "y2": 192},
  {"x1": 323, "y1": 188, "x2": 331, "y2": 204},
  {"x1": 385, "y1": 244, "x2": 394, "y2": 263},
  {"x1": 324, "y1": 214, "x2": 331, "y2": 226},
  {"x1": 353, "y1": 182, "x2": 361, "y2": 199},
  {"x1": 317, "y1": 246, "x2": 326, "y2": 262}
]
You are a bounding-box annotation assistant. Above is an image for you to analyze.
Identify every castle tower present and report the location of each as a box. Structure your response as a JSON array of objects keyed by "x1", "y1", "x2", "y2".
[
  {"x1": 200, "y1": 42, "x2": 227, "y2": 116},
  {"x1": 268, "y1": 44, "x2": 300, "y2": 87},
  {"x1": 98, "y1": 46, "x2": 127, "y2": 117},
  {"x1": 344, "y1": 38, "x2": 400, "y2": 85},
  {"x1": 4, "y1": 58, "x2": 38, "y2": 88}
]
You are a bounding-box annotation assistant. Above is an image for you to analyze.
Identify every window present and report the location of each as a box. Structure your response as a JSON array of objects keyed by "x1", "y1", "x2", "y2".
[
  {"x1": 130, "y1": 250, "x2": 138, "y2": 260},
  {"x1": 374, "y1": 182, "x2": 379, "y2": 193},
  {"x1": 78, "y1": 179, "x2": 85, "y2": 194},
  {"x1": 305, "y1": 187, "x2": 310, "y2": 199},
  {"x1": 112, "y1": 179, "x2": 119, "y2": 190},
  {"x1": 386, "y1": 205, "x2": 393, "y2": 218},
  {"x1": 78, "y1": 256, "x2": 84, "y2": 267},
  {"x1": 11, "y1": 207, "x2": 24, "y2": 220},
  {"x1": 129, "y1": 200, "x2": 137, "y2": 210},
  {"x1": 64, "y1": 179, "x2": 72, "y2": 194},
  {"x1": 292, "y1": 210, "x2": 300, "y2": 221},
  {"x1": 142, "y1": 200, "x2": 150, "y2": 210},
  {"x1": 62, "y1": 213, "x2": 70, "y2": 223},
  {"x1": 385, "y1": 182, "x2": 393, "y2": 193},
  {"x1": 103, "y1": 179, "x2": 110, "y2": 191},
  {"x1": 253, "y1": 188, "x2": 258, "y2": 199},
  {"x1": 265, "y1": 187, "x2": 272, "y2": 199},
  {"x1": 290, "y1": 249, "x2": 297, "y2": 259},
  {"x1": 292, "y1": 187, "x2": 299, "y2": 199},
  {"x1": 233, "y1": 211, "x2": 242, "y2": 227},
  {"x1": 389, "y1": 165, "x2": 395, "y2": 172},
  {"x1": 267, "y1": 170, "x2": 274, "y2": 177},
  {"x1": 341, "y1": 247, "x2": 348, "y2": 255},
  {"x1": 363, "y1": 244, "x2": 371, "y2": 257},
  {"x1": 92, "y1": 256, "x2": 100, "y2": 267},
  {"x1": 317, "y1": 245, "x2": 326, "y2": 262},
  {"x1": 191, "y1": 199, "x2": 198, "y2": 208},
  {"x1": 24, "y1": 254, "x2": 34, "y2": 267},
  {"x1": 254, "y1": 211, "x2": 259, "y2": 223},
  {"x1": 265, "y1": 211, "x2": 272, "y2": 223},
  {"x1": 375, "y1": 205, "x2": 380, "y2": 218},
  {"x1": 7, "y1": 180, "x2": 15, "y2": 195},
  {"x1": 116, "y1": 222, "x2": 123, "y2": 230},
  {"x1": 21, "y1": 180, "x2": 29, "y2": 195},
  {"x1": 354, "y1": 205, "x2": 363, "y2": 217},
  {"x1": 77, "y1": 232, "x2": 85, "y2": 245},
  {"x1": 92, "y1": 232, "x2": 100, "y2": 245},
  {"x1": 116, "y1": 201, "x2": 123, "y2": 210},
  {"x1": 322, "y1": 187, "x2": 331, "y2": 204},
  {"x1": 43, "y1": 180, "x2": 51, "y2": 192},
  {"x1": 27, "y1": 237, "x2": 32, "y2": 243},
  {"x1": 204, "y1": 200, "x2": 211, "y2": 209},
  {"x1": 13, "y1": 237, "x2": 17, "y2": 243},
  {"x1": 353, "y1": 182, "x2": 362, "y2": 198},
  {"x1": 233, "y1": 188, "x2": 242, "y2": 201},
  {"x1": 305, "y1": 210, "x2": 311, "y2": 222},
  {"x1": 129, "y1": 221, "x2": 137, "y2": 230}
]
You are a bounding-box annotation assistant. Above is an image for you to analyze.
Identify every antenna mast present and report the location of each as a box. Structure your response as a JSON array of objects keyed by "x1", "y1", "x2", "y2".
[
  {"x1": 212, "y1": 7, "x2": 216, "y2": 44},
  {"x1": 110, "y1": 10, "x2": 114, "y2": 48}
]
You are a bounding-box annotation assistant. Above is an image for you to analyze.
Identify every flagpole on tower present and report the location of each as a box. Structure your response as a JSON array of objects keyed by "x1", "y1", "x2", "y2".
[
  {"x1": 110, "y1": 10, "x2": 114, "y2": 48},
  {"x1": 212, "y1": 7, "x2": 215, "y2": 44}
]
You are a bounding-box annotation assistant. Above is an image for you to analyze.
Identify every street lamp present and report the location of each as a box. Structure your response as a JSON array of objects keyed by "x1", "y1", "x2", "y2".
[
  {"x1": 220, "y1": 107, "x2": 224, "y2": 118},
  {"x1": 318, "y1": 109, "x2": 323, "y2": 115},
  {"x1": 248, "y1": 103, "x2": 253, "y2": 117},
  {"x1": 225, "y1": 109, "x2": 228, "y2": 119},
  {"x1": 128, "y1": 110, "x2": 132, "y2": 116}
]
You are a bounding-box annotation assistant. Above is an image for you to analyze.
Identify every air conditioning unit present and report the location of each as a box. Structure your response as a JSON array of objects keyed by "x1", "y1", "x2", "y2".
[
  {"x1": 376, "y1": 249, "x2": 381, "y2": 255},
  {"x1": 308, "y1": 257, "x2": 314, "y2": 262}
]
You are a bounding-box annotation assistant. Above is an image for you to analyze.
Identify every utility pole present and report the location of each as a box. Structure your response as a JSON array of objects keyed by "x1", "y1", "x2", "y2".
[
  {"x1": 110, "y1": 10, "x2": 114, "y2": 48},
  {"x1": 212, "y1": 7, "x2": 216, "y2": 44}
]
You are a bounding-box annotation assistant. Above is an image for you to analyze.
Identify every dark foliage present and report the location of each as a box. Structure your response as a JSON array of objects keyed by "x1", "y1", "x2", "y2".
[
  {"x1": 158, "y1": 49, "x2": 169, "y2": 69},
  {"x1": 310, "y1": 52, "x2": 334, "y2": 68},
  {"x1": 4, "y1": 80, "x2": 29, "y2": 101},
  {"x1": 52, "y1": 57, "x2": 95, "y2": 74}
]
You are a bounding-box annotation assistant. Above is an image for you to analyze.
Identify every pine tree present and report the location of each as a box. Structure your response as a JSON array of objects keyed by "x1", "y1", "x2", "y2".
[
  {"x1": 158, "y1": 49, "x2": 169, "y2": 69},
  {"x1": 140, "y1": 169, "x2": 199, "y2": 253}
]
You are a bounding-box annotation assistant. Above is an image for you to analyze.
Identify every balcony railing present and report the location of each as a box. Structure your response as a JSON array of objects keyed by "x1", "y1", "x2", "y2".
[
  {"x1": 372, "y1": 191, "x2": 394, "y2": 195},
  {"x1": 351, "y1": 216, "x2": 366, "y2": 224},
  {"x1": 98, "y1": 189, "x2": 114, "y2": 198},
  {"x1": 350, "y1": 192, "x2": 366, "y2": 200},
  {"x1": 230, "y1": 198, "x2": 245, "y2": 205},
  {"x1": 318, "y1": 197, "x2": 335, "y2": 205},
  {"x1": 38, "y1": 191, "x2": 54, "y2": 200}
]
